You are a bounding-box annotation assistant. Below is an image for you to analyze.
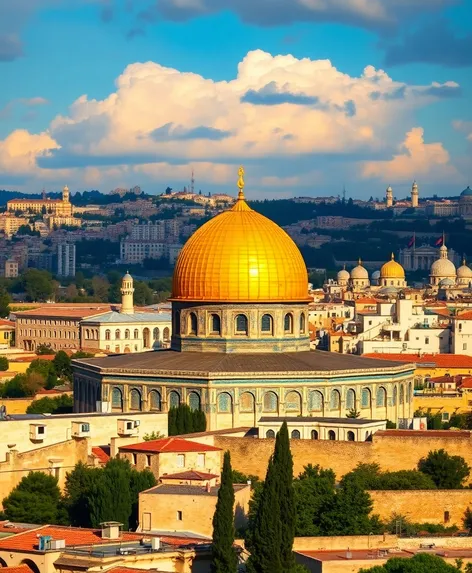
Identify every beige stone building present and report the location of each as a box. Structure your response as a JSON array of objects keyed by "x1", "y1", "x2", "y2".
[
  {"x1": 7, "y1": 186, "x2": 72, "y2": 216},
  {"x1": 0, "y1": 213, "x2": 28, "y2": 238},
  {"x1": 118, "y1": 436, "x2": 221, "y2": 480},
  {"x1": 139, "y1": 482, "x2": 251, "y2": 538}
]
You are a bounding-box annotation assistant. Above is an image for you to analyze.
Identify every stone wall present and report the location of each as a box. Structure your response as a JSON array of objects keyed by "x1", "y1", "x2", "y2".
[
  {"x1": 0, "y1": 438, "x2": 88, "y2": 509},
  {"x1": 213, "y1": 431, "x2": 472, "y2": 481},
  {"x1": 369, "y1": 490, "x2": 472, "y2": 526}
]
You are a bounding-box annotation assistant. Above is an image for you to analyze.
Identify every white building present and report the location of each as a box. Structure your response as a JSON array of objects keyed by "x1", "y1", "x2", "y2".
[
  {"x1": 80, "y1": 273, "x2": 172, "y2": 353},
  {"x1": 354, "y1": 297, "x2": 451, "y2": 355},
  {"x1": 120, "y1": 239, "x2": 182, "y2": 264},
  {"x1": 451, "y1": 311, "x2": 472, "y2": 355},
  {"x1": 57, "y1": 242, "x2": 76, "y2": 277}
]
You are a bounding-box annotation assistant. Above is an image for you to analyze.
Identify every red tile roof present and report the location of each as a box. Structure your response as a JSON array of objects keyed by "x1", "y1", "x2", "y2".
[
  {"x1": 363, "y1": 353, "x2": 472, "y2": 368},
  {"x1": 1, "y1": 565, "x2": 35, "y2": 573},
  {"x1": 161, "y1": 470, "x2": 219, "y2": 481},
  {"x1": 36, "y1": 388, "x2": 64, "y2": 395},
  {"x1": 456, "y1": 311, "x2": 472, "y2": 320},
  {"x1": 0, "y1": 525, "x2": 143, "y2": 552},
  {"x1": 376, "y1": 430, "x2": 471, "y2": 438},
  {"x1": 0, "y1": 319, "x2": 14, "y2": 327},
  {"x1": 459, "y1": 378, "x2": 472, "y2": 389},
  {"x1": 119, "y1": 437, "x2": 222, "y2": 454},
  {"x1": 10, "y1": 355, "x2": 56, "y2": 363},
  {"x1": 15, "y1": 307, "x2": 112, "y2": 319},
  {"x1": 92, "y1": 446, "x2": 110, "y2": 464}
]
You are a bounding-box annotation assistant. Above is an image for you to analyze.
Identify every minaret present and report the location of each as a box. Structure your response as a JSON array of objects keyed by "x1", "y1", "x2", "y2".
[
  {"x1": 411, "y1": 180, "x2": 419, "y2": 208},
  {"x1": 120, "y1": 272, "x2": 135, "y2": 315},
  {"x1": 62, "y1": 185, "x2": 70, "y2": 203},
  {"x1": 42, "y1": 188, "x2": 46, "y2": 200},
  {"x1": 386, "y1": 185, "x2": 393, "y2": 208}
]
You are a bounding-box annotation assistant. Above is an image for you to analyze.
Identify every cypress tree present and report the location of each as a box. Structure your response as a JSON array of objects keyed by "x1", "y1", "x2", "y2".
[
  {"x1": 168, "y1": 407, "x2": 178, "y2": 436},
  {"x1": 211, "y1": 451, "x2": 238, "y2": 573},
  {"x1": 273, "y1": 421, "x2": 296, "y2": 571},
  {"x1": 247, "y1": 457, "x2": 282, "y2": 573}
]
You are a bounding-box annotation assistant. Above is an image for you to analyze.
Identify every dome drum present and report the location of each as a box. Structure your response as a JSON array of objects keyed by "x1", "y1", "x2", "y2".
[{"x1": 171, "y1": 301, "x2": 310, "y2": 354}]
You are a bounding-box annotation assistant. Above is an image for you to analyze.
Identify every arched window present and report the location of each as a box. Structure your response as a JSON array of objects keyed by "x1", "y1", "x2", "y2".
[
  {"x1": 400, "y1": 384, "x2": 405, "y2": 405},
  {"x1": 285, "y1": 391, "x2": 302, "y2": 412},
  {"x1": 393, "y1": 386, "x2": 398, "y2": 406},
  {"x1": 291, "y1": 429, "x2": 301, "y2": 439},
  {"x1": 361, "y1": 388, "x2": 371, "y2": 409},
  {"x1": 347, "y1": 431, "x2": 355, "y2": 441},
  {"x1": 330, "y1": 389, "x2": 341, "y2": 410},
  {"x1": 376, "y1": 387, "x2": 387, "y2": 407},
  {"x1": 153, "y1": 327, "x2": 160, "y2": 341},
  {"x1": 188, "y1": 313, "x2": 198, "y2": 335},
  {"x1": 235, "y1": 314, "x2": 248, "y2": 335},
  {"x1": 210, "y1": 314, "x2": 221, "y2": 334},
  {"x1": 163, "y1": 327, "x2": 170, "y2": 342},
  {"x1": 328, "y1": 430, "x2": 336, "y2": 441},
  {"x1": 169, "y1": 391, "x2": 180, "y2": 409},
  {"x1": 115, "y1": 329, "x2": 121, "y2": 340},
  {"x1": 125, "y1": 329, "x2": 130, "y2": 340},
  {"x1": 346, "y1": 389, "x2": 356, "y2": 410},
  {"x1": 134, "y1": 329, "x2": 139, "y2": 339},
  {"x1": 284, "y1": 313, "x2": 294, "y2": 333},
  {"x1": 263, "y1": 391, "x2": 278, "y2": 413},
  {"x1": 105, "y1": 329, "x2": 111, "y2": 341},
  {"x1": 240, "y1": 392, "x2": 255, "y2": 413},
  {"x1": 308, "y1": 390, "x2": 324, "y2": 412},
  {"x1": 85, "y1": 329, "x2": 90, "y2": 340},
  {"x1": 149, "y1": 390, "x2": 162, "y2": 411},
  {"x1": 111, "y1": 387, "x2": 123, "y2": 411},
  {"x1": 218, "y1": 392, "x2": 232, "y2": 413},
  {"x1": 130, "y1": 389, "x2": 142, "y2": 411},
  {"x1": 266, "y1": 430, "x2": 275, "y2": 439},
  {"x1": 311, "y1": 429, "x2": 319, "y2": 440},
  {"x1": 261, "y1": 314, "x2": 273, "y2": 334},
  {"x1": 300, "y1": 313, "x2": 306, "y2": 333},
  {"x1": 188, "y1": 391, "x2": 201, "y2": 411}
]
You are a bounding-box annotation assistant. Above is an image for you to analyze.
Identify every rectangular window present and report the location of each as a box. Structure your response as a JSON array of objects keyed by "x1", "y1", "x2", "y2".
[
  {"x1": 146, "y1": 454, "x2": 152, "y2": 467},
  {"x1": 464, "y1": 343, "x2": 468, "y2": 351},
  {"x1": 197, "y1": 453, "x2": 205, "y2": 467},
  {"x1": 441, "y1": 413, "x2": 450, "y2": 421},
  {"x1": 444, "y1": 511, "x2": 450, "y2": 523},
  {"x1": 132, "y1": 453, "x2": 137, "y2": 464},
  {"x1": 177, "y1": 454, "x2": 185, "y2": 468},
  {"x1": 176, "y1": 510, "x2": 183, "y2": 521}
]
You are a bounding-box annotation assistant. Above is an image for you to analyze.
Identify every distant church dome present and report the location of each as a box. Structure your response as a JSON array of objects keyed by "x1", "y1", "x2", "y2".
[
  {"x1": 337, "y1": 267, "x2": 350, "y2": 283},
  {"x1": 350, "y1": 259, "x2": 369, "y2": 280},
  {"x1": 430, "y1": 243, "x2": 456, "y2": 286},
  {"x1": 380, "y1": 254, "x2": 405, "y2": 280},
  {"x1": 439, "y1": 278, "x2": 455, "y2": 287},
  {"x1": 460, "y1": 186, "x2": 472, "y2": 197},
  {"x1": 457, "y1": 260, "x2": 472, "y2": 279},
  {"x1": 371, "y1": 270, "x2": 381, "y2": 280}
]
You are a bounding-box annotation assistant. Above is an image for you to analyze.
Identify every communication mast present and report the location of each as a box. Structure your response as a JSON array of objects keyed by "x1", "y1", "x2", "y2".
[{"x1": 190, "y1": 168, "x2": 195, "y2": 195}]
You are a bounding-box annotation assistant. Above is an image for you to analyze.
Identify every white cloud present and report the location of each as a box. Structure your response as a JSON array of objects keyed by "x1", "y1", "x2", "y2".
[
  {"x1": 0, "y1": 50, "x2": 464, "y2": 195},
  {"x1": 453, "y1": 120, "x2": 472, "y2": 142},
  {"x1": 361, "y1": 127, "x2": 460, "y2": 183}
]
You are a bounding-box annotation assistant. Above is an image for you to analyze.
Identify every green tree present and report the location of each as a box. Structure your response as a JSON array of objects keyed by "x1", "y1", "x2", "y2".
[
  {"x1": 346, "y1": 408, "x2": 361, "y2": 418},
  {"x1": 143, "y1": 431, "x2": 165, "y2": 441},
  {"x1": 63, "y1": 462, "x2": 99, "y2": 527},
  {"x1": 418, "y1": 449, "x2": 470, "y2": 489},
  {"x1": 26, "y1": 394, "x2": 73, "y2": 414},
  {"x1": 168, "y1": 404, "x2": 207, "y2": 436},
  {"x1": 0, "y1": 289, "x2": 11, "y2": 318},
  {"x1": 247, "y1": 457, "x2": 282, "y2": 573},
  {"x1": 0, "y1": 356, "x2": 8, "y2": 371},
  {"x1": 212, "y1": 452, "x2": 238, "y2": 573},
  {"x1": 464, "y1": 507, "x2": 472, "y2": 530},
  {"x1": 22, "y1": 269, "x2": 53, "y2": 302},
  {"x1": 2, "y1": 472, "x2": 65, "y2": 524},
  {"x1": 91, "y1": 276, "x2": 110, "y2": 302},
  {"x1": 293, "y1": 465, "x2": 336, "y2": 536},
  {"x1": 36, "y1": 343, "x2": 55, "y2": 355},
  {"x1": 129, "y1": 466, "x2": 156, "y2": 530},
  {"x1": 134, "y1": 281, "x2": 154, "y2": 305},
  {"x1": 359, "y1": 552, "x2": 462, "y2": 572},
  {"x1": 53, "y1": 350, "x2": 72, "y2": 381},
  {"x1": 273, "y1": 421, "x2": 296, "y2": 571}
]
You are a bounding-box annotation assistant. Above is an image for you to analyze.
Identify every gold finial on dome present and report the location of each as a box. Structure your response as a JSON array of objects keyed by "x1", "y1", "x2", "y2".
[
  {"x1": 391, "y1": 253, "x2": 395, "y2": 260},
  {"x1": 358, "y1": 258, "x2": 362, "y2": 266},
  {"x1": 237, "y1": 165, "x2": 245, "y2": 200}
]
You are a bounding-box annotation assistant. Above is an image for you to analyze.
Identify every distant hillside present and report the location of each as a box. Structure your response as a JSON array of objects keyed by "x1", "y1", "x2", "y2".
[{"x1": 0, "y1": 190, "x2": 44, "y2": 206}]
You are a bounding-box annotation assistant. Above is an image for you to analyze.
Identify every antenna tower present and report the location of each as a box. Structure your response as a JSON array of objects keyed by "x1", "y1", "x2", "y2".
[{"x1": 190, "y1": 168, "x2": 195, "y2": 195}]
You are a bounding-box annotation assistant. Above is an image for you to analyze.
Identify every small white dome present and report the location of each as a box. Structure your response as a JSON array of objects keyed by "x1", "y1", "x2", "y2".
[
  {"x1": 337, "y1": 268, "x2": 350, "y2": 280},
  {"x1": 351, "y1": 262, "x2": 369, "y2": 279},
  {"x1": 371, "y1": 270, "x2": 381, "y2": 279},
  {"x1": 430, "y1": 258, "x2": 456, "y2": 277},
  {"x1": 439, "y1": 278, "x2": 455, "y2": 287},
  {"x1": 457, "y1": 262, "x2": 472, "y2": 278}
]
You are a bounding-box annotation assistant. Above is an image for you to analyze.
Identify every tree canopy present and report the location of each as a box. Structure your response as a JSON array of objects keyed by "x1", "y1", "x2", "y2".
[
  {"x1": 418, "y1": 449, "x2": 470, "y2": 489},
  {"x1": 359, "y1": 552, "x2": 462, "y2": 572}
]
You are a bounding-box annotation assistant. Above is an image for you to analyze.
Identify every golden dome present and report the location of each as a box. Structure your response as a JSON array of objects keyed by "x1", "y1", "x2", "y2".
[
  {"x1": 380, "y1": 254, "x2": 405, "y2": 279},
  {"x1": 172, "y1": 170, "x2": 308, "y2": 303}
]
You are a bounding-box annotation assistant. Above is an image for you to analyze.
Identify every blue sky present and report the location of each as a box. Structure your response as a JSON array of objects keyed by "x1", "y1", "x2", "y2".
[{"x1": 1, "y1": 0, "x2": 471, "y2": 198}]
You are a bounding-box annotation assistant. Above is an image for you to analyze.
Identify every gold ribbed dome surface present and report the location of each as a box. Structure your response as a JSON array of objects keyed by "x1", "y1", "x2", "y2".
[
  {"x1": 172, "y1": 179, "x2": 308, "y2": 303},
  {"x1": 380, "y1": 254, "x2": 405, "y2": 279}
]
